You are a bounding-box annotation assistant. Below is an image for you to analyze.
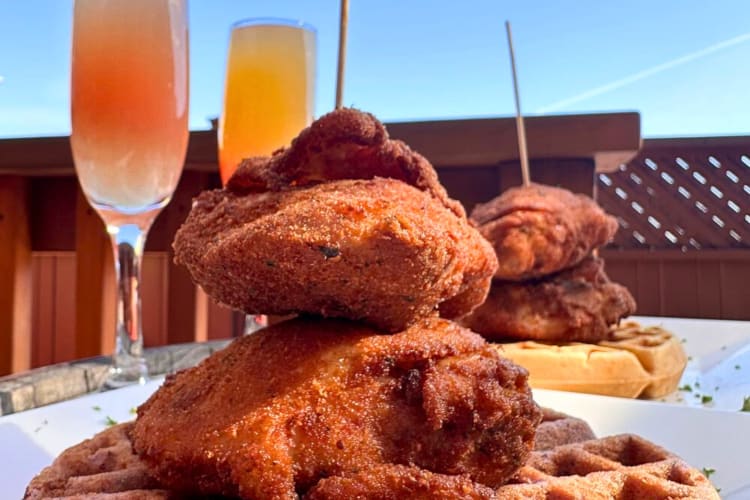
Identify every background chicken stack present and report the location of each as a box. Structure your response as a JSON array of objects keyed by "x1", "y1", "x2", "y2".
[{"x1": 462, "y1": 183, "x2": 687, "y2": 399}]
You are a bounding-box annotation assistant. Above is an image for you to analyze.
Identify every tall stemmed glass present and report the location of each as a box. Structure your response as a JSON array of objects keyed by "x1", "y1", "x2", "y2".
[
  {"x1": 218, "y1": 18, "x2": 316, "y2": 184},
  {"x1": 71, "y1": 0, "x2": 189, "y2": 387}
]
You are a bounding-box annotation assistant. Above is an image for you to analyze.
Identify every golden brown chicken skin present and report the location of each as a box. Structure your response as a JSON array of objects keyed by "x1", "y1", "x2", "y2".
[
  {"x1": 461, "y1": 257, "x2": 636, "y2": 343},
  {"x1": 470, "y1": 183, "x2": 619, "y2": 281},
  {"x1": 132, "y1": 316, "x2": 541, "y2": 499},
  {"x1": 173, "y1": 178, "x2": 496, "y2": 333}
]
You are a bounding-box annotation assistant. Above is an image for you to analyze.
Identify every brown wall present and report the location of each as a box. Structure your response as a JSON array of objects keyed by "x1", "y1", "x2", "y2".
[{"x1": 5, "y1": 113, "x2": 750, "y2": 374}]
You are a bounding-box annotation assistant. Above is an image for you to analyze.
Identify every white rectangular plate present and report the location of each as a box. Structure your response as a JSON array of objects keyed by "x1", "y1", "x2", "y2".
[{"x1": 3, "y1": 315, "x2": 749, "y2": 498}]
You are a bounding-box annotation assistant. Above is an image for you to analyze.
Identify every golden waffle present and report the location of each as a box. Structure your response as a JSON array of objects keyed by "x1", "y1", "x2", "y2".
[
  {"x1": 496, "y1": 321, "x2": 688, "y2": 398},
  {"x1": 497, "y1": 434, "x2": 720, "y2": 499},
  {"x1": 601, "y1": 321, "x2": 688, "y2": 398},
  {"x1": 24, "y1": 422, "x2": 171, "y2": 500}
]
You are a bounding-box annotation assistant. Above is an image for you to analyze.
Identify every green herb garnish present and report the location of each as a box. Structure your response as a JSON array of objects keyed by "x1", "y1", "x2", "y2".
[
  {"x1": 701, "y1": 395, "x2": 713, "y2": 404},
  {"x1": 679, "y1": 384, "x2": 692, "y2": 392},
  {"x1": 741, "y1": 396, "x2": 750, "y2": 412},
  {"x1": 105, "y1": 416, "x2": 118, "y2": 426},
  {"x1": 129, "y1": 407, "x2": 138, "y2": 415},
  {"x1": 92, "y1": 405, "x2": 101, "y2": 411},
  {"x1": 702, "y1": 467, "x2": 716, "y2": 478},
  {"x1": 318, "y1": 245, "x2": 340, "y2": 259}
]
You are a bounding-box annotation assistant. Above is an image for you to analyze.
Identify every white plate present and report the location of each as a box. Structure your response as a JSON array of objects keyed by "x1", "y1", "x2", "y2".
[{"x1": 2, "y1": 316, "x2": 749, "y2": 499}]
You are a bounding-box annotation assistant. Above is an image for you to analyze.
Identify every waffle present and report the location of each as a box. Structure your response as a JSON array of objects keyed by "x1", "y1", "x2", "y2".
[
  {"x1": 25, "y1": 421, "x2": 717, "y2": 499},
  {"x1": 23, "y1": 422, "x2": 171, "y2": 500},
  {"x1": 535, "y1": 407, "x2": 596, "y2": 450},
  {"x1": 496, "y1": 434, "x2": 720, "y2": 499},
  {"x1": 496, "y1": 321, "x2": 687, "y2": 398},
  {"x1": 601, "y1": 321, "x2": 688, "y2": 398}
]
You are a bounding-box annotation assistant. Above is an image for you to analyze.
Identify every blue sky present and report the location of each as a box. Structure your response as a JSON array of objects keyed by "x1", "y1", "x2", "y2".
[{"x1": 1, "y1": 0, "x2": 749, "y2": 138}]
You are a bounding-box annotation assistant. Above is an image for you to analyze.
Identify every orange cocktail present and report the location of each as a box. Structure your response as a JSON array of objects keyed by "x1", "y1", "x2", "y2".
[
  {"x1": 72, "y1": 0, "x2": 189, "y2": 211},
  {"x1": 218, "y1": 19, "x2": 316, "y2": 184}
]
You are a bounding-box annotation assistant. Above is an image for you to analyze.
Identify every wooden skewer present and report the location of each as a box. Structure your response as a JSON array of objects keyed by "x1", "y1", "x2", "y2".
[
  {"x1": 335, "y1": 0, "x2": 349, "y2": 109},
  {"x1": 505, "y1": 20, "x2": 531, "y2": 187}
]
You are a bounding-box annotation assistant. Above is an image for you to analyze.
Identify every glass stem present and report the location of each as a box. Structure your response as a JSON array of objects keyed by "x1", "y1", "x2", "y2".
[{"x1": 107, "y1": 222, "x2": 150, "y2": 385}]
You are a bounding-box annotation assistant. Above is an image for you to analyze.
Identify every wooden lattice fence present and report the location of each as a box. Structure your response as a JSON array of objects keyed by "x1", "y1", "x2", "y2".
[{"x1": 598, "y1": 137, "x2": 750, "y2": 250}]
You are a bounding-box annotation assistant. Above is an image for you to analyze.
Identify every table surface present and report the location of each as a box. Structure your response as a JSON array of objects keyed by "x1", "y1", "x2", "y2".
[{"x1": 2, "y1": 315, "x2": 749, "y2": 498}]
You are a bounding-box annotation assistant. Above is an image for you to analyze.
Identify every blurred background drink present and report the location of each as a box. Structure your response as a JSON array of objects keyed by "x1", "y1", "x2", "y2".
[
  {"x1": 71, "y1": 0, "x2": 189, "y2": 387},
  {"x1": 218, "y1": 18, "x2": 316, "y2": 184}
]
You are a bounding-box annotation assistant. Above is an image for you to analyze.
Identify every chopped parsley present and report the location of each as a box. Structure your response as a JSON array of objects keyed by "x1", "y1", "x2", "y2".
[
  {"x1": 701, "y1": 395, "x2": 713, "y2": 404},
  {"x1": 678, "y1": 384, "x2": 693, "y2": 392},
  {"x1": 33, "y1": 419, "x2": 48, "y2": 433},
  {"x1": 317, "y1": 245, "x2": 340, "y2": 259},
  {"x1": 741, "y1": 396, "x2": 750, "y2": 412},
  {"x1": 129, "y1": 407, "x2": 138, "y2": 415},
  {"x1": 105, "y1": 416, "x2": 118, "y2": 427},
  {"x1": 701, "y1": 467, "x2": 716, "y2": 479},
  {"x1": 92, "y1": 405, "x2": 101, "y2": 412}
]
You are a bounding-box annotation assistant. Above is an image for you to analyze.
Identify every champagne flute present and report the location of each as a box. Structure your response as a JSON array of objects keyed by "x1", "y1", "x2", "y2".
[
  {"x1": 71, "y1": 0, "x2": 189, "y2": 387},
  {"x1": 218, "y1": 18, "x2": 316, "y2": 184},
  {"x1": 218, "y1": 18, "x2": 315, "y2": 333}
]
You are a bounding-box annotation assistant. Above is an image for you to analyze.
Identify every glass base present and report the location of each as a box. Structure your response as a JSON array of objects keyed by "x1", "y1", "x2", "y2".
[{"x1": 100, "y1": 359, "x2": 149, "y2": 391}]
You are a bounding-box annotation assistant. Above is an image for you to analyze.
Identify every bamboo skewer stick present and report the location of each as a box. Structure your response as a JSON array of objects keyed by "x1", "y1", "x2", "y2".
[
  {"x1": 505, "y1": 21, "x2": 531, "y2": 187},
  {"x1": 335, "y1": 0, "x2": 349, "y2": 109}
]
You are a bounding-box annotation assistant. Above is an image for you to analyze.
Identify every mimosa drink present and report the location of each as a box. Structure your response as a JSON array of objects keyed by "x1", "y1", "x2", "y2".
[
  {"x1": 70, "y1": 0, "x2": 189, "y2": 387},
  {"x1": 72, "y1": 0, "x2": 189, "y2": 212},
  {"x1": 218, "y1": 20, "x2": 315, "y2": 184}
]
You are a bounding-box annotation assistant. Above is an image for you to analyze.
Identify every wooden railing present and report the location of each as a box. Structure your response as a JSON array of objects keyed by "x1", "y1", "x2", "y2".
[{"x1": 1, "y1": 111, "x2": 645, "y2": 375}]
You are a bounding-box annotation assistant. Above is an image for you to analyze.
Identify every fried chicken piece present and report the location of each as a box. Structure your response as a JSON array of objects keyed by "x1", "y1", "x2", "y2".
[
  {"x1": 461, "y1": 257, "x2": 636, "y2": 342},
  {"x1": 173, "y1": 178, "x2": 497, "y2": 333},
  {"x1": 470, "y1": 183, "x2": 619, "y2": 281},
  {"x1": 305, "y1": 464, "x2": 496, "y2": 500},
  {"x1": 226, "y1": 108, "x2": 465, "y2": 218},
  {"x1": 132, "y1": 316, "x2": 541, "y2": 499}
]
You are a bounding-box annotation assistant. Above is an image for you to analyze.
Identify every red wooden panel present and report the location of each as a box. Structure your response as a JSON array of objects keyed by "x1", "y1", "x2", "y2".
[
  {"x1": 54, "y1": 254, "x2": 77, "y2": 363},
  {"x1": 635, "y1": 260, "x2": 663, "y2": 316},
  {"x1": 719, "y1": 261, "x2": 750, "y2": 320},
  {"x1": 661, "y1": 261, "x2": 699, "y2": 317},
  {"x1": 31, "y1": 254, "x2": 55, "y2": 368},
  {"x1": 142, "y1": 253, "x2": 168, "y2": 347},
  {"x1": 695, "y1": 260, "x2": 723, "y2": 319},
  {"x1": 0, "y1": 176, "x2": 32, "y2": 375}
]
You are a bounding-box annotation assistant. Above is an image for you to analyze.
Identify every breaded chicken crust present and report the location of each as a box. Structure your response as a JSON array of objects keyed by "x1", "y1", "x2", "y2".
[
  {"x1": 226, "y1": 108, "x2": 465, "y2": 218},
  {"x1": 461, "y1": 257, "x2": 636, "y2": 342},
  {"x1": 173, "y1": 178, "x2": 497, "y2": 332},
  {"x1": 470, "y1": 183, "x2": 619, "y2": 281},
  {"x1": 305, "y1": 464, "x2": 497, "y2": 500},
  {"x1": 132, "y1": 317, "x2": 541, "y2": 499}
]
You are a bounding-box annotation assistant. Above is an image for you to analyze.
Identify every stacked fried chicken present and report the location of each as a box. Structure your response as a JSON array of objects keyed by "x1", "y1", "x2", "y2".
[
  {"x1": 25, "y1": 110, "x2": 718, "y2": 500},
  {"x1": 462, "y1": 183, "x2": 637, "y2": 343},
  {"x1": 134, "y1": 109, "x2": 543, "y2": 498}
]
